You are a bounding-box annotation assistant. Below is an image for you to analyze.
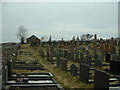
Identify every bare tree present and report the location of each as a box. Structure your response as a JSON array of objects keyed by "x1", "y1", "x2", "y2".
[
  {"x1": 80, "y1": 34, "x2": 93, "y2": 41},
  {"x1": 41, "y1": 35, "x2": 48, "y2": 42},
  {"x1": 17, "y1": 26, "x2": 28, "y2": 44}
]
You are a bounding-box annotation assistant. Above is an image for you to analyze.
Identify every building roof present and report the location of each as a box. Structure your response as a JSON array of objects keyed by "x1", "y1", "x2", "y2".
[{"x1": 27, "y1": 35, "x2": 40, "y2": 40}]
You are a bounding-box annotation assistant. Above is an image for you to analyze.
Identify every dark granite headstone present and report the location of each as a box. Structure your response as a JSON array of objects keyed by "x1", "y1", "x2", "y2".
[
  {"x1": 5, "y1": 66, "x2": 8, "y2": 82},
  {"x1": 50, "y1": 52, "x2": 53, "y2": 64},
  {"x1": 64, "y1": 49, "x2": 68, "y2": 58},
  {"x1": 67, "y1": 52, "x2": 71, "y2": 60},
  {"x1": 79, "y1": 53, "x2": 85, "y2": 63},
  {"x1": 110, "y1": 60, "x2": 120, "y2": 75},
  {"x1": 105, "y1": 52, "x2": 111, "y2": 62},
  {"x1": 94, "y1": 60, "x2": 102, "y2": 67},
  {"x1": 94, "y1": 46, "x2": 97, "y2": 54},
  {"x1": 94, "y1": 53, "x2": 98, "y2": 59},
  {"x1": 85, "y1": 55, "x2": 92, "y2": 66},
  {"x1": 46, "y1": 48, "x2": 49, "y2": 61},
  {"x1": 79, "y1": 64, "x2": 89, "y2": 83},
  {"x1": 111, "y1": 47, "x2": 116, "y2": 54},
  {"x1": 98, "y1": 55, "x2": 103, "y2": 61},
  {"x1": 7, "y1": 62, "x2": 11, "y2": 78},
  {"x1": 56, "y1": 54, "x2": 61, "y2": 67},
  {"x1": 111, "y1": 54, "x2": 120, "y2": 61},
  {"x1": 70, "y1": 64, "x2": 78, "y2": 76},
  {"x1": 94, "y1": 70, "x2": 109, "y2": 89},
  {"x1": 75, "y1": 50, "x2": 79, "y2": 62},
  {"x1": 61, "y1": 59, "x2": 67, "y2": 71},
  {"x1": 70, "y1": 51, "x2": 74, "y2": 61}
]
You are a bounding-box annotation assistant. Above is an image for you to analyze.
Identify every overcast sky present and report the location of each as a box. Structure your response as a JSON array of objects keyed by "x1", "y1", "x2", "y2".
[{"x1": 2, "y1": 2, "x2": 118, "y2": 43}]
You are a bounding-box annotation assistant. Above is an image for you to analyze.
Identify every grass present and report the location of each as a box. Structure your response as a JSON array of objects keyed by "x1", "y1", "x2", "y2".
[
  {"x1": 15, "y1": 43, "x2": 120, "y2": 89},
  {"x1": 15, "y1": 44, "x2": 94, "y2": 88}
]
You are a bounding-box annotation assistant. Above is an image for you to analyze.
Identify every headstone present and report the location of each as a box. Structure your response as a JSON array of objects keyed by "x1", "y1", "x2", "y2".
[
  {"x1": 72, "y1": 37, "x2": 75, "y2": 47},
  {"x1": 94, "y1": 53, "x2": 98, "y2": 59},
  {"x1": 110, "y1": 56, "x2": 120, "y2": 75},
  {"x1": 98, "y1": 55, "x2": 103, "y2": 61},
  {"x1": 85, "y1": 55, "x2": 92, "y2": 66},
  {"x1": 46, "y1": 48, "x2": 49, "y2": 61},
  {"x1": 7, "y1": 62, "x2": 11, "y2": 78},
  {"x1": 70, "y1": 64, "x2": 78, "y2": 76},
  {"x1": 111, "y1": 54, "x2": 119, "y2": 61},
  {"x1": 70, "y1": 49, "x2": 74, "y2": 61},
  {"x1": 5, "y1": 66, "x2": 8, "y2": 82},
  {"x1": 79, "y1": 53, "x2": 85, "y2": 63},
  {"x1": 61, "y1": 38, "x2": 64, "y2": 48},
  {"x1": 104, "y1": 41, "x2": 109, "y2": 52},
  {"x1": 76, "y1": 36, "x2": 80, "y2": 46},
  {"x1": 100, "y1": 39, "x2": 104, "y2": 52},
  {"x1": 94, "y1": 60, "x2": 102, "y2": 67},
  {"x1": 94, "y1": 70, "x2": 109, "y2": 89},
  {"x1": 67, "y1": 52, "x2": 71, "y2": 60},
  {"x1": 75, "y1": 49, "x2": 79, "y2": 62},
  {"x1": 79, "y1": 64, "x2": 89, "y2": 83},
  {"x1": 60, "y1": 50, "x2": 63, "y2": 57},
  {"x1": 94, "y1": 45, "x2": 97, "y2": 54},
  {"x1": 118, "y1": 49, "x2": 120, "y2": 55},
  {"x1": 61, "y1": 59, "x2": 67, "y2": 71},
  {"x1": 110, "y1": 37, "x2": 115, "y2": 54},
  {"x1": 64, "y1": 49, "x2": 68, "y2": 58},
  {"x1": 94, "y1": 34, "x2": 97, "y2": 45},
  {"x1": 56, "y1": 52, "x2": 61, "y2": 67},
  {"x1": 105, "y1": 52, "x2": 111, "y2": 62},
  {"x1": 50, "y1": 52, "x2": 53, "y2": 64},
  {"x1": 111, "y1": 46, "x2": 116, "y2": 54}
]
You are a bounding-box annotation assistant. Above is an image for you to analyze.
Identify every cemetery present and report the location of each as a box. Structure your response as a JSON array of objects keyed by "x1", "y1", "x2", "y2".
[{"x1": 1, "y1": 34, "x2": 120, "y2": 89}]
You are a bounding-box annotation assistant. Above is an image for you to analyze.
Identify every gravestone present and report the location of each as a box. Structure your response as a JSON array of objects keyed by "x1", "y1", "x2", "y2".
[
  {"x1": 111, "y1": 54, "x2": 119, "y2": 61},
  {"x1": 98, "y1": 55, "x2": 103, "y2": 61},
  {"x1": 100, "y1": 39, "x2": 104, "y2": 52},
  {"x1": 94, "y1": 70, "x2": 109, "y2": 89},
  {"x1": 5, "y1": 66, "x2": 8, "y2": 82},
  {"x1": 7, "y1": 62, "x2": 11, "y2": 78},
  {"x1": 75, "y1": 49, "x2": 79, "y2": 62},
  {"x1": 61, "y1": 59, "x2": 67, "y2": 71},
  {"x1": 67, "y1": 52, "x2": 71, "y2": 60},
  {"x1": 110, "y1": 55, "x2": 120, "y2": 75},
  {"x1": 94, "y1": 60, "x2": 102, "y2": 67},
  {"x1": 85, "y1": 55, "x2": 92, "y2": 66},
  {"x1": 111, "y1": 46, "x2": 116, "y2": 54},
  {"x1": 70, "y1": 64, "x2": 78, "y2": 76},
  {"x1": 56, "y1": 52, "x2": 61, "y2": 67},
  {"x1": 61, "y1": 38, "x2": 65, "y2": 48},
  {"x1": 76, "y1": 36, "x2": 80, "y2": 46},
  {"x1": 94, "y1": 34, "x2": 97, "y2": 45},
  {"x1": 79, "y1": 64, "x2": 89, "y2": 83},
  {"x1": 46, "y1": 49, "x2": 49, "y2": 61},
  {"x1": 118, "y1": 49, "x2": 120, "y2": 55},
  {"x1": 64, "y1": 49, "x2": 68, "y2": 58},
  {"x1": 50, "y1": 52, "x2": 53, "y2": 64},
  {"x1": 105, "y1": 52, "x2": 111, "y2": 62},
  {"x1": 94, "y1": 53, "x2": 98, "y2": 59},
  {"x1": 72, "y1": 38, "x2": 75, "y2": 47},
  {"x1": 79, "y1": 53, "x2": 85, "y2": 63},
  {"x1": 60, "y1": 50, "x2": 64, "y2": 57},
  {"x1": 93, "y1": 46, "x2": 97, "y2": 54},
  {"x1": 101, "y1": 52, "x2": 105, "y2": 61},
  {"x1": 70, "y1": 50, "x2": 74, "y2": 61}
]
